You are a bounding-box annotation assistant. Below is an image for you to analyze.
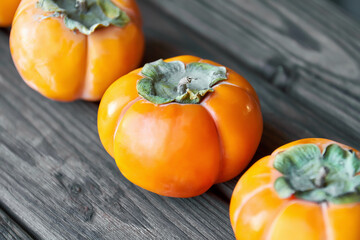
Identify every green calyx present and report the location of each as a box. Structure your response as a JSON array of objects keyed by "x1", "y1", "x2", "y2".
[
  {"x1": 274, "y1": 144, "x2": 360, "y2": 204},
  {"x1": 36, "y1": 0, "x2": 130, "y2": 35},
  {"x1": 137, "y1": 59, "x2": 227, "y2": 104}
]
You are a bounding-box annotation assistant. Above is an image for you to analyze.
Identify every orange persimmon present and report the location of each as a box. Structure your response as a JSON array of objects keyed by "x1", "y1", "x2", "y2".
[
  {"x1": 10, "y1": 0, "x2": 144, "y2": 101},
  {"x1": 230, "y1": 138, "x2": 360, "y2": 240},
  {"x1": 98, "y1": 55, "x2": 263, "y2": 197},
  {"x1": 0, "y1": 0, "x2": 21, "y2": 27}
]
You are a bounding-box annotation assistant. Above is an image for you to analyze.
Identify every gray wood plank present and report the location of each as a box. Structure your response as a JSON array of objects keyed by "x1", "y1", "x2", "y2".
[
  {"x1": 0, "y1": 30, "x2": 233, "y2": 240},
  {"x1": 148, "y1": 0, "x2": 360, "y2": 146},
  {"x1": 0, "y1": 0, "x2": 360, "y2": 239},
  {"x1": 0, "y1": 207, "x2": 33, "y2": 240}
]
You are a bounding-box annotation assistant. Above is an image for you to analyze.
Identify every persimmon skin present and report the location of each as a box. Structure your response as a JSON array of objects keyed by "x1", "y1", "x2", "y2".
[
  {"x1": 10, "y1": 0, "x2": 144, "y2": 101},
  {"x1": 0, "y1": 0, "x2": 20, "y2": 27},
  {"x1": 230, "y1": 138, "x2": 360, "y2": 240},
  {"x1": 98, "y1": 55, "x2": 263, "y2": 197}
]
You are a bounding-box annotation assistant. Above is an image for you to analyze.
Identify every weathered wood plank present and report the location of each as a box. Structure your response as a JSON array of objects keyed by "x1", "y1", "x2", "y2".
[
  {"x1": 0, "y1": 207, "x2": 33, "y2": 240},
  {"x1": 149, "y1": 0, "x2": 360, "y2": 147},
  {"x1": 152, "y1": 0, "x2": 360, "y2": 91},
  {"x1": 0, "y1": 29, "x2": 234, "y2": 239},
  {"x1": 0, "y1": 0, "x2": 360, "y2": 239}
]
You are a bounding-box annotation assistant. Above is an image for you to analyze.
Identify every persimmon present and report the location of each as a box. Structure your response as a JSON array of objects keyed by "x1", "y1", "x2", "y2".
[
  {"x1": 98, "y1": 55, "x2": 263, "y2": 197},
  {"x1": 0, "y1": 0, "x2": 21, "y2": 27},
  {"x1": 230, "y1": 138, "x2": 360, "y2": 240},
  {"x1": 10, "y1": 0, "x2": 144, "y2": 101}
]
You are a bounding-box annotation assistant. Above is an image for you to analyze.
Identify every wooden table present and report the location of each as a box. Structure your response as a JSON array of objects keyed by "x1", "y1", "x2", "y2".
[{"x1": 1, "y1": 0, "x2": 360, "y2": 239}]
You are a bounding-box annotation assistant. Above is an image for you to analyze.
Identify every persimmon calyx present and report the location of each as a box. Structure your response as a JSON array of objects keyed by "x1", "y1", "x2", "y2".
[
  {"x1": 137, "y1": 59, "x2": 227, "y2": 104},
  {"x1": 36, "y1": 0, "x2": 130, "y2": 35},
  {"x1": 274, "y1": 144, "x2": 360, "y2": 204}
]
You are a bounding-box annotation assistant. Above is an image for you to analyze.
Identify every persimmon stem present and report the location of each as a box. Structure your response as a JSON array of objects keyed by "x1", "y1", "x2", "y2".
[
  {"x1": 76, "y1": 0, "x2": 87, "y2": 13},
  {"x1": 137, "y1": 60, "x2": 227, "y2": 104},
  {"x1": 37, "y1": 0, "x2": 130, "y2": 35},
  {"x1": 177, "y1": 77, "x2": 193, "y2": 95},
  {"x1": 314, "y1": 166, "x2": 329, "y2": 188},
  {"x1": 274, "y1": 144, "x2": 360, "y2": 204}
]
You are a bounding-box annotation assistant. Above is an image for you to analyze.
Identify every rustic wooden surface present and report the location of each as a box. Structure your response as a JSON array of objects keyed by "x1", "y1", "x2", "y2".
[
  {"x1": 0, "y1": 208, "x2": 32, "y2": 240},
  {"x1": 1, "y1": 0, "x2": 360, "y2": 239}
]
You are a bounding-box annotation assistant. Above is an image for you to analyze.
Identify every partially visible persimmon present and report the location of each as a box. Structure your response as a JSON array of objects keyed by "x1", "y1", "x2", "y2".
[
  {"x1": 10, "y1": 0, "x2": 144, "y2": 101},
  {"x1": 0, "y1": 0, "x2": 21, "y2": 27},
  {"x1": 230, "y1": 138, "x2": 360, "y2": 240}
]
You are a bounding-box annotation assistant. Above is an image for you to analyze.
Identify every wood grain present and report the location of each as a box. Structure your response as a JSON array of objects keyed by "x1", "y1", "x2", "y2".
[
  {"x1": 0, "y1": 0, "x2": 360, "y2": 239},
  {"x1": 0, "y1": 29, "x2": 233, "y2": 240},
  {"x1": 0, "y1": 207, "x2": 33, "y2": 240},
  {"x1": 148, "y1": 0, "x2": 360, "y2": 148}
]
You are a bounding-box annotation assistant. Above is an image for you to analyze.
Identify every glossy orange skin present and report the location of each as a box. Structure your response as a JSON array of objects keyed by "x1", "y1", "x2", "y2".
[
  {"x1": 10, "y1": 0, "x2": 144, "y2": 101},
  {"x1": 230, "y1": 138, "x2": 360, "y2": 240},
  {"x1": 98, "y1": 55, "x2": 263, "y2": 197},
  {"x1": 0, "y1": 0, "x2": 20, "y2": 27}
]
